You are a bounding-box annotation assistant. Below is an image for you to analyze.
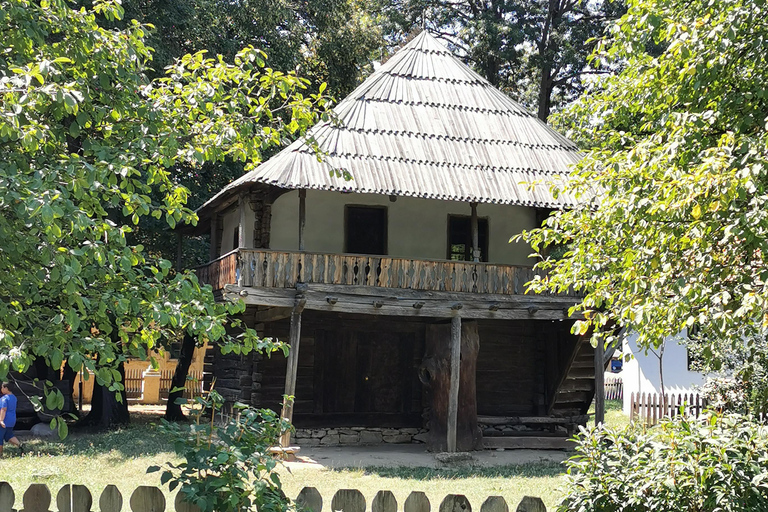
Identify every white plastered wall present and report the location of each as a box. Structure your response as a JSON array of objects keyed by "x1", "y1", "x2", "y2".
[
  {"x1": 621, "y1": 330, "x2": 706, "y2": 415},
  {"x1": 266, "y1": 190, "x2": 539, "y2": 265},
  {"x1": 220, "y1": 205, "x2": 256, "y2": 255}
]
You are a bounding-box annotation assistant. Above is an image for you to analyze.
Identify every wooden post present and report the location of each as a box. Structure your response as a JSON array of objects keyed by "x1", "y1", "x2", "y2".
[
  {"x1": 594, "y1": 339, "x2": 605, "y2": 425},
  {"x1": 470, "y1": 202, "x2": 480, "y2": 262},
  {"x1": 176, "y1": 233, "x2": 183, "y2": 271},
  {"x1": 447, "y1": 315, "x2": 461, "y2": 452},
  {"x1": 298, "y1": 189, "x2": 307, "y2": 252},
  {"x1": 209, "y1": 213, "x2": 218, "y2": 261},
  {"x1": 238, "y1": 193, "x2": 246, "y2": 249},
  {"x1": 280, "y1": 296, "x2": 306, "y2": 447}
]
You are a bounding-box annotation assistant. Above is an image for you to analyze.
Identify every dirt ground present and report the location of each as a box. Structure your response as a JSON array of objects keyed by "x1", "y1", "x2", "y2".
[{"x1": 284, "y1": 444, "x2": 569, "y2": 470}]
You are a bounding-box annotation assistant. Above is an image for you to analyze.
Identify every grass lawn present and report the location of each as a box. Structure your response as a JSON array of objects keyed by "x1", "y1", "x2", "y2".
[{"x1": 1, "y1": 400, "x2": 628, "y2": 511}]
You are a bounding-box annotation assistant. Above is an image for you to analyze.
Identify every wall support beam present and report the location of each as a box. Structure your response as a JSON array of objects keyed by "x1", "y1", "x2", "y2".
[
  {"x1": 470, "y1": 202, "x2": 480, "y2": 262},
  {"x1": 447, "y1": 315, "x2": 462, "y2": 452},
  {"x1": 209, "y1": 213, "x2": 219, "y2": 261},
  {"x1": 298, "y1": 189, "x2": 307, "y2": 252},
  {"x1": 594, "y1": 340, "x2": 605, "y2": 425},
  {"x1": 279, "y1": 295, "x2": 306, "y2": 447},
  {"x1": 238, "y1": 193, "x2": 247, "y2": 249}
]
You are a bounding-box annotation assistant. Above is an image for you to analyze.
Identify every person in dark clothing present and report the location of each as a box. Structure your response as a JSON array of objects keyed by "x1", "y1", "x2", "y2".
[{"x1": 0, "y1": 381, "x2": 23, "y2": 456}]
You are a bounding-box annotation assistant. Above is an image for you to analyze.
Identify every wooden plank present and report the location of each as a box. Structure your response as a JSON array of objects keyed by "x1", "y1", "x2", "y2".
[
  {"x1": 440, "y1": 495, "x2": 471, "y2": 512},
  {"x1": 482, "y1": 436, "x2": 573, "y2": 450},
  {"x1": 251, "y1": 307, "x2": 293, "y2": 324},
  {"x1": 99, "y1": 486, "x2": 122, "y2": 512},
  {"x1": 0, "y1": 483, "x2": 15, "y2": 512},
  {"x1": 516, "y1": 497, "x2": 546, "y2": 512},
  {"x1": 174, "y1": 493, "x2": 202, "y2": 512},
  {"x1": 405, "y1": 492, "x2": 431, "y2": 512},
  {"x1": 238, "y1": 193, "x2": 246, "y2": 249},
  {"x1": 480, "y1": 497, "x2": 509, "y2": 512},
  {"x1": 372, "y1": 491, "x2": 397, "y2": 512},
  {"x1": 22, "y1": 484, "x2": 51, "y2": 512},
  {"x1": 129, "y1": 487, "x2": 165, "y2": 512},
  {"x1": 331, "y1": 490, "x2": 365, "y2": 512},
  {"x1": 478, "y1": 415, "x2": 588, "y2": 426},
  {"x1": 296, "y1": 488, "x2": 322, "y2": 512},
  {"x1": 57, "y1": 485, "x2": 92, "y2": 512},
  {"x1": 209, "y1": 213, "x2": 219, "y2": 261},
  {"x1": 447, "y1": 315, "x2": 461, "y2": 452}
]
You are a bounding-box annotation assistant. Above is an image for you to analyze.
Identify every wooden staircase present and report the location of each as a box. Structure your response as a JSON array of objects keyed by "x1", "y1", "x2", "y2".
[{"x1": 550, "y1": 340, "x2": 595, "y2": 417}]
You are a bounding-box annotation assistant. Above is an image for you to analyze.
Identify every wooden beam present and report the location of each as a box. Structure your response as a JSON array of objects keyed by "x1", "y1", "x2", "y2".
[
  {"x1": 470, "y1": 202, "x2": 480, "y2": 262},
  {"x1": 594, "y1": 340, "x2": 605, "y2": 425},
  {"x1": 447, "y1": 315, "x2": 461, "y2": 452},
  {"x1": 279, "y1": 296, "x2": 306, "y2": 447},
  {"x1": 223, "y1": 285, "x2": 584, "y2": 320},
  {"x1": 482, "y1": 436, "x2": 573, "y2": 450},
  {"x1": 251, "y1": 307, "x2": 293, "y2": 324},
  {"x1": 238, "y1": 193, "x2": 246, "y2": 249},
  {"x1": 298, "y1": 189, "x2": 306, "y2": 252},
  {"x1": 478, "y1": 415, "x2": 589, "y2": 426},
  {"x1": 209, "y1": 213, "x2": 219, "y2": 261}
]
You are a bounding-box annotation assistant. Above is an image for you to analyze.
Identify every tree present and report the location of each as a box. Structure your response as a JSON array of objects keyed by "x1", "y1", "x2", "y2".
[
  {"x1": 0, "y1": 0, "x2": 328, "y2": 428},
  {"x1": 375, "y1": 0, "x2": 624, "y2": 119},
  {"x1": 520, "y1": 0, "x2": 768, "y2": 362}
]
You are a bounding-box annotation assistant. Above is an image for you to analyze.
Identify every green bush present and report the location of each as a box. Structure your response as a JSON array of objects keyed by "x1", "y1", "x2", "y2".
[
  {"x1": 558, "y1": 413, "x2": 768, "y2": 511},
  {"x1": 150, "y1": 390, "x2": 291, "y2": 512}
]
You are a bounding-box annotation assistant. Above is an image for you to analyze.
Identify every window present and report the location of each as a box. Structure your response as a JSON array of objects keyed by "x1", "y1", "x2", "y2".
[
  {"x1": 345, "y1": 206, "x2": 387, "y2": 255},
  {"x1": 447, "y1": 215, "x2": 488, "y2": 261},
  {"x1": 232, "y1": 225, "x2": 239, "y2": 251}
]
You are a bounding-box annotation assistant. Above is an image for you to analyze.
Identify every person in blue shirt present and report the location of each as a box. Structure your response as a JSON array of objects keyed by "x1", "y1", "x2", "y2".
[{"x1": 0, "y1": 381, "x2": 23, "y2": 457}]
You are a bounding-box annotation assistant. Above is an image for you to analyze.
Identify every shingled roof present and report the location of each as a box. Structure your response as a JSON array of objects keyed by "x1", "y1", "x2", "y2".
[{"x1": 198, "y1": 31, "x2": 581, "y2": 215}]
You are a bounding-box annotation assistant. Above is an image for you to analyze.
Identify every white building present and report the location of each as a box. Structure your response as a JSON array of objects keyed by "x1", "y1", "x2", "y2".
[{"x1": 621, "y1": 330, "x2": 706, "y2": 415}]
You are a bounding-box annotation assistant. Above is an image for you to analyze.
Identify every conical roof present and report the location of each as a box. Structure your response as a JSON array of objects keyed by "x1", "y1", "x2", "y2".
[{"x1": 199, "y1": 31, "x2": 581, "y2": 215}]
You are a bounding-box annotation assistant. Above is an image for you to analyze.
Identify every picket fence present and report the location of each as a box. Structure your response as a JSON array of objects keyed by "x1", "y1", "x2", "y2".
[
  {"x1": 629, "y1": 391, "x2": 707, "y2": 426},
  {"x1": 604, "y1": 378, "x2": 622, "y2": 400},
  {"x1": 124, "y1": 370, "x2": 204, "y2": 401},
  {"x1": 0, "y1": 483, "x2": 550, "y2": 512}
]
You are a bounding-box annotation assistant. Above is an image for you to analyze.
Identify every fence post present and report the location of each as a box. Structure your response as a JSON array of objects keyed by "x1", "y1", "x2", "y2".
[
  {"x1": 516, "y1": 497, "x2": 546, "y2": 512},
  {"x1": 439, "y1": 495, "x2": 471, "y2": 512},
  {"x1": 404, "y1": 492, "x2": 431, "y2": 512},
  {"x1": 141, "y1": 367, "x2": 162, "y2": 405},
  {"x1": 99, "y1": 486, "x2": 122, "y2": 512},
  {"x1": 129, "y1": 487, "x2": 165, "y2": 512},
  {"x1": 372, "y1": 491, "x2": 397, "y2": 512},
  {"x1": 0, "y1": 482, "x2": 15, "y2": 512},
  {"x1": 56, "y1": 485, "x2": 92, "y2": 512},
  {"x1": 480, "y1": 497, "x2": 509, "y2": 512},
  {"x1": 296, "y1": 488, "x2": 323, "y2": 512},
  {"x1": 330, "y1": 490, "x2": 365, "y2": 512},
  {"x1": 22, "y1": 484, "x2": 51, "y2": 512}
]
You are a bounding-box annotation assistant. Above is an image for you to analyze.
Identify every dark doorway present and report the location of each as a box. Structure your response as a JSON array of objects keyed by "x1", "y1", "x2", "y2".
[
  {"x1": 345, "y1": 206, "x2": 387, "y2": 255},
  {"x1": 447, "y1": 215, "x2": 488, "y2": 261}
]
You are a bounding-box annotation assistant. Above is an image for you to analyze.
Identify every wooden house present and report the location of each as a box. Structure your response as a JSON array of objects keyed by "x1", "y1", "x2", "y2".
[{"x1": 182, "y1": 32, "x2": 599, "y2": 451}]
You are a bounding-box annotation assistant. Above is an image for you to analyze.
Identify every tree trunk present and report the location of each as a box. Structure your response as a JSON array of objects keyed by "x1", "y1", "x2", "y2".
[
  {"x1": 165, "y1": 333, "x2": 197, "y2": 421},
  {"x1": 77, "y1": 362, "x2": 129, "y2": 428},
  {"x1": 420, "y1": 320, "x2": 482, "y2": 452}
]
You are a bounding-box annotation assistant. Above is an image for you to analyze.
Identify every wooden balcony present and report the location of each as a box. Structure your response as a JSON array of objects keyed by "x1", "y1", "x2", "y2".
[{"x1": 195, "y1": 248, "x2": 576, "y2": 296}]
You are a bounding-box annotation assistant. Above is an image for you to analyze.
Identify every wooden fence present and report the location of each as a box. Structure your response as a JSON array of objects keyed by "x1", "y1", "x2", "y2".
[
  {"x1": 123, "y1": 370, "x2": 204, "y2": 402},
  {"x1": 629, "y1": 391, "x2": 707, "y2": 426},
  {"x1": 605, "y1": 378, "x2": 623, "y2": 400},
  {"x1": 0, "y1": 483, "x2": 550, "y2": 512}
]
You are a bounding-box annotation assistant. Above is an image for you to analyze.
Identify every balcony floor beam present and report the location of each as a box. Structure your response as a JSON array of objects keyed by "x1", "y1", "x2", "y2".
[{"x1": 223, "y1": 284, "x2": 583, "y2": 321}]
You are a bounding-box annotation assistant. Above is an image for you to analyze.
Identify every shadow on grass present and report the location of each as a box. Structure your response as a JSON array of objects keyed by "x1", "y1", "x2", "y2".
[
  {"x1": 22, "y1": 410, "x2": 179, "y2": 459},
  {"x1": 330, "y1": 461, "x2": 566, "y2": 480}
]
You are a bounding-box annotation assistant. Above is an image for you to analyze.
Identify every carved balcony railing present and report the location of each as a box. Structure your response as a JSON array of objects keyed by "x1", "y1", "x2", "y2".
[{"x1": 195, "y1": 249, "x2": 579, "y2": 298}]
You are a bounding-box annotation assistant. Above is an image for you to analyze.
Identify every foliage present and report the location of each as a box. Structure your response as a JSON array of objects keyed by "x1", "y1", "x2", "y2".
[
  {"x1": 0, "y1": 0, "x2": 326, "y2": 396},
  {"x1": 376, "y1": 0, "x2": 625, "y2": 119},
  {"x1": 111, "y1": 0, "x2": 384, "y2": 99},
  {"x1": 698, "y1": 377, "x2": 748, "y2": 413},
  {"x1": 151, "y1": 390, "x2": 291, "y2": 512},
  {"x1": 559, "y1": 413, "x2": 768, "y2": 511},
  {"x1": 521, "y1": 0, "x2": 768, "y2": 355}
]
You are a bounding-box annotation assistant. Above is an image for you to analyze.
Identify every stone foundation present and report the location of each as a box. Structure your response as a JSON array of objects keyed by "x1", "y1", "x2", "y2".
[{"x1": 294, "y1": 427, "x2": 428, "y2": 446}]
